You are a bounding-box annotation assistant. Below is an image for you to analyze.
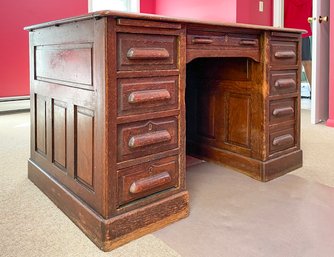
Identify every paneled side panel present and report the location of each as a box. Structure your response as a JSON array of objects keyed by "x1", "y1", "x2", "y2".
[
  {"x1": 225, "y1": 93, "x2": 251, "y2": 148},
  {"x1": 35, "y1": 95, "x2": 47, "y2": 155},
  {"x1": 35, "y1": 44, "x2": 93, "y2": 90},
  {"x1": 75, "y1": 107, "x2": 94, "y2": 189},
  {"x1": 53, "y1": 100, "x2": 67, "y2": 170}
]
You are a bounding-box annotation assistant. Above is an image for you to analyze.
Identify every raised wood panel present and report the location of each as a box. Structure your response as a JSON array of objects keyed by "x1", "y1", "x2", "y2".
[
  {"x1": 35, "y1": 44, "x2": 93, "y2": 90},
  {"x1": 225, "y1": 93, "x2": 251, "y2": 148},
  {"x1": 52, "y1": 100, "x2": 67, "y2": 170},
  {"x1": 198, "y1": 89, "x2": 216, "y2": 139},
  {"x1": 35, "y1": 95, "x2": 47, "y2": 155},
  {"x1": 75, "y1": 107, "x2": 94, "y2": 189}
]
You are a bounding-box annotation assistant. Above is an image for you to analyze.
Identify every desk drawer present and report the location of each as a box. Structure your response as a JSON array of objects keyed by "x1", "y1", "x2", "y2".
[
  {"x1": 269, "y1": 127, "x2": 295, "y2": 154},
  {"x1": 187, "y1": 33, "x2": 259, "y2": 49},
  {"x1": 270, "y1": 41, "x2": 298, "y2": 66},
  {"x1": 117, "y1": 33, "x2": 178, "y2": 71},
  {"x1": 118, "y1": 76, "x2": 178, "y2": 117},
  {"x1": 117, "y1": 155, "x2": 179, "y2": 206},
  {"x1": 269, "y1": 70, "x2": 297, "y2": 96},
  {"x1": 118, "y1": 117, "x2": 178, "y2": 162},
  {"x1": 269, "y1": 98, "x2": 296, "y2": 124}
]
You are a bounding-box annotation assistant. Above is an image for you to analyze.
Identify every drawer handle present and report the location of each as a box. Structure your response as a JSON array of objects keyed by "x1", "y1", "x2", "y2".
[
  {"x1": 239, "y1": 40, "x2": 257, "y2": 46},
  {"x1": 272, "y1": 107, "x2": 294, "y2": 117},
  {"x1": 127, "y1": 48, "x2": 170, "y2": 60},
  {"x1": 192, "y1": 37, "x2": 214, "y2": 44},
  {"x1": 274, "y1": 51, "x2": 296, "y2": 59},
  {"x1": 128, "y1": 89, "x2": 171, "y2": 104},
  {"x1": 273, "y1": 134, "x2": 294, "y2": 146},
  {"x1": 274, "y1": 78, "x2": 296, "y2": 89},
  {"x1": 128, "y1": 130, "x2": 171, "y2": 148},
  {"x1": 129, "y1": 171, "x2": 172, "y2": 194}
]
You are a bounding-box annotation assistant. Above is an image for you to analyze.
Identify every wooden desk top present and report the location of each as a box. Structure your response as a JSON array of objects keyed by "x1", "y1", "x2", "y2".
[{"x1": 25, "y1": 10, "x2": 305, "y2": 35}]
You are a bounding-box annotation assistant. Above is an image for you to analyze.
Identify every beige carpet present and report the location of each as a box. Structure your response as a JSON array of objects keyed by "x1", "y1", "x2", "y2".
[
  {"x1": 0, "y1": 112, "x2": 181, "y2": 257},
  {"x1": 292, "y1": 109, "x2": 334, "y2": 187},
  {"x1": 155, "y1": 163, "x2": 334, "y2": 257},
  {"x1": 2, "y1": 110, "x2": 334, "y2": 257}
]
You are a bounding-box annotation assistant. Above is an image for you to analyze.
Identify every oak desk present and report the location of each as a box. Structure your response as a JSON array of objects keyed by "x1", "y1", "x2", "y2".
[{"x1": 26, "y1": 11, "x2": 303, "y2": 251}]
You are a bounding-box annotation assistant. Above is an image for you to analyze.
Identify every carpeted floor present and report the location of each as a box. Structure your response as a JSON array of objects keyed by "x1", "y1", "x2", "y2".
[
  {"x1": 1, "y1": 110, "x2": 334, "y2": 257},
  {"x1": 155, "y1": 162, "x2": 334, "y2": 257},
  {"x1": 293, "y1": 110, "x2": 334, "y2": 187},
  {"x1": 0, "y1": 112, "x2": 181, "y2": 257}
]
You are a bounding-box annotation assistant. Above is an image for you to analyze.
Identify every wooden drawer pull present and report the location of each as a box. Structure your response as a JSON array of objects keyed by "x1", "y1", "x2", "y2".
[
  {"x1": 239, "y1": 40, "x2": 257, "y2": 46},
  {"x1": 274, "y1": 78, "x2": 296, "y2": 89},
  {"x1": 274, "y1": 51, "x2": 296, "y2": 59},
  {"x1": 273, "y1": 134, "x2": 294, "y2": 146},
  {"x1": 128, "y1": 130, "x2": 171, "y2": 148},
  {"x1": 129, "y1": 171, "x2": 172, "y2": 194},
  {"x1": 127, "y1": 48, "x2": 170, "y2": 60},
  {"x1": 272, "y1": 107, "x2": 294, "y2": 117},
  {"x1": 128, "y1": 89, "x2": 171, "y2": 104},
  {"x1": 192, "y1": 37, "x2": 214, "y2": 44}
]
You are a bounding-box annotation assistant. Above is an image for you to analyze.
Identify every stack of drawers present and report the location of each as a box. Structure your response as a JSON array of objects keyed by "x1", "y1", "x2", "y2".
[
  {"x1": 267, "y1": 32, "x2": 301, "y2": 157},
  {"x1": 114, "y1": 20, "x2": 184, "y2": 208}
]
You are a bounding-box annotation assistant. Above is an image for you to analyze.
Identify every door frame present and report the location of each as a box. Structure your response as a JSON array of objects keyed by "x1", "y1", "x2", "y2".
[{"x1": 273, "y1": 0, "x2": 284, "y2": 27}]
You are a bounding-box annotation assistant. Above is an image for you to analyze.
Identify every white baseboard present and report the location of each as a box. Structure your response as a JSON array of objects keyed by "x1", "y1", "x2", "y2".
[{"x1": 0, "y1": 96, "x2": 30, "y2": 113}]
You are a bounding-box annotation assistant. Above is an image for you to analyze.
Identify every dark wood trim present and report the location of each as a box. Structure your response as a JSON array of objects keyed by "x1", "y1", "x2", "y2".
[{"x1": 28, "y1": 160, "x2": 189, "y2": 251}]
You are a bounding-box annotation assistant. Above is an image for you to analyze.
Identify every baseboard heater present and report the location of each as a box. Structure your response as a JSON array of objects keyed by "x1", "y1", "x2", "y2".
[{"x1": 0, "y1": 96, "x2": 30, "y2": 113}]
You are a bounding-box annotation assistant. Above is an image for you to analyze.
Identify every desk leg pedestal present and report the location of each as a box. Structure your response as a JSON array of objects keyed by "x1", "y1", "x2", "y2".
[
  {"x1": 188, "y1": 142, "x2": 303, "y2": 182},
  {"x1": 28, "y1": 160, "x2": 190, "y2": 251}
]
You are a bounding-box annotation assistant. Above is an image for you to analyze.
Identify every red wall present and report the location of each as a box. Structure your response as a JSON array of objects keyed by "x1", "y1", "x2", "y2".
[
  {"x1": 155, "y1": 0, "x2": 237, "y2": 22},
  {"x1": 0, "y1": 0, "x2": 87, "y2": 98},
  {"x1": 140, "y1": 0, "x2": 156, "y2": 14},
  {"x1": 326, "y1": 2, "x2": 334, "y2": 127},
  {"x1": 237, "y1": 0, "x2": 273, "y2": 26}
]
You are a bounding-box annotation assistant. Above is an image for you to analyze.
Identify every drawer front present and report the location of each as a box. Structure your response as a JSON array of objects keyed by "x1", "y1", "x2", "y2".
[
  {"x1": 117, "y1": 33, "x2": 178, "y2": 71},
  {"x1": 270, "y1": 41, "x2": 298, "y2": 66},
  {"x1": 227, "y1": 34, "x2": 259, "y2": 48},
  {"x1": 269, "y1": 128, "x2": 295, "y2": 154},
  {"x1": 270, "y1": 70, "x2": 297, "y2": 96},
  {"x1": 118, "y1": 76, "x2": 178, "y2": 117},
  {"x1": 118, "y1": 117, "x2": 178, "y2": 162},
  {"x1": 269, "y1": 98, "x2": 296, "y2": 124},
  {"x1": 117, "y1": 155, "x2": 179, "y2": 206},
  {"x1": 187, "y1": 32, "x2": 259, "y2": 49}
]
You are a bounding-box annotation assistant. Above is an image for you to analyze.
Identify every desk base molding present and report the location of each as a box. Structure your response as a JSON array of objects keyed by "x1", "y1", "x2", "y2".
[
  {"x1": 187, "y1": 142, "x2": 302, "y2": 181},
  {"x1": 28, "y1": 160, "x2": 189, "y2": 251}
]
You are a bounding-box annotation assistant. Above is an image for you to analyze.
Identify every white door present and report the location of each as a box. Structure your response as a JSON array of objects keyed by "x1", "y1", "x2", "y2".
[{"x1": 311, "y1": 0, "x2": 330, "y2": 124}]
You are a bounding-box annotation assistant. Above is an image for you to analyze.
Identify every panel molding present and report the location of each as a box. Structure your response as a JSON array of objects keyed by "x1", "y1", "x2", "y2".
[
  {"x1": 224, "y1": 92, "x2": 251, "y2": 148},
  {"x1": 35, "y1": 43, "x2": 94, "y2": 91},
  {"x1": 75, "y1": 106, "x2": 95, "y2": 190},
  {"x1": 35, "y1": 94, "x2": 47, "y2": 155},
  {"x1": 52, "y1": 99, "x2": 68, "y2": 171}
]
